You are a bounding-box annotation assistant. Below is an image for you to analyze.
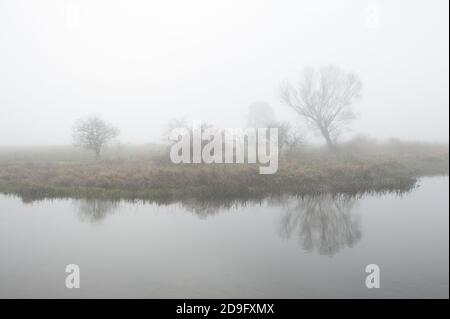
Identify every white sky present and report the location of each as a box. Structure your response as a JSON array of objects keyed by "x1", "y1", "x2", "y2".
[{"x1": 0, "y1": 0, "x2": 448, "y2": 145}]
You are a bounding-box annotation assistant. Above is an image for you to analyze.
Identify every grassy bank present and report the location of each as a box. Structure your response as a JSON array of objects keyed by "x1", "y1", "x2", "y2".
[{"x1": 0, "y1": 140, "x2": 447, "y2": 202}]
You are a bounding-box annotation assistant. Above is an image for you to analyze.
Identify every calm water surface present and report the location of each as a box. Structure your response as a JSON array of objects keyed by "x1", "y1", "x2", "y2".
[{"x1": 0, "y1": 177, "x2": 448, "y2": 298}]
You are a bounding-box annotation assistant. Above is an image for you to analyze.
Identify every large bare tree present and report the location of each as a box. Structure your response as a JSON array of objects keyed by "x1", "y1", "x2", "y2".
[
  {"x1": 281, "y1": 65, "x2": 362, "y2": 149},
  {"x1": 72, "y1": 116, "x2": 119, "y2": 159}
]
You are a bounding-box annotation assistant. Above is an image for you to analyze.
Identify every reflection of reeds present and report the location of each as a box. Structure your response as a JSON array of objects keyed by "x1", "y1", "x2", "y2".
[{"x1": 66, "y1": 192, "x2": 394, "y2": 258}]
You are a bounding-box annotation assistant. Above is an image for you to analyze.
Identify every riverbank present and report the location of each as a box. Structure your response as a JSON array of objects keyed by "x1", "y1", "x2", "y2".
[{"x1": 0, "y1": 141, "x2": 447, "y2": 202}]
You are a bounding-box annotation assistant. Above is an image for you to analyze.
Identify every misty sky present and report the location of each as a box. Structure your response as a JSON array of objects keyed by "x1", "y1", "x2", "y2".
[{"x1": 0, "y1": 0, "x2": 448, "y2": 145}]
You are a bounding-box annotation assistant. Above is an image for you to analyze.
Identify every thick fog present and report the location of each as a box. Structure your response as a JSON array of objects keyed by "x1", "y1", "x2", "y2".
[{"x1": 0, "y1": 0, "x2": 448, "y2": 145}]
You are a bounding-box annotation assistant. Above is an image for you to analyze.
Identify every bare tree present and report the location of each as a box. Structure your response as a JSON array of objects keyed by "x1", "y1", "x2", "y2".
[
  {"x1": 267, "y1": 120, "x2": 303, "y2": 155},
  {"x1": 72, "y1": 116, "x2": 119, "y2": 159},
  {"x1": 163, "y1": 117, "x2": 189, "y2": 144},
  {"x1": 246, "y1": 101, "x2": 276, "y2": 128},
  {"x1": 281, "y1": 65, "x2": 362, "y2": 150}
]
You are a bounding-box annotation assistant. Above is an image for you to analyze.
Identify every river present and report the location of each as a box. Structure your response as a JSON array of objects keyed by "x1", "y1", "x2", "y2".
[{"x1": 0, "y1": 177, "x2": 448, "y2": 298}]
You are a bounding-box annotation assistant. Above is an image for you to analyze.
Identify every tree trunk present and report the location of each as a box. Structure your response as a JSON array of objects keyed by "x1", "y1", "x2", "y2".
[
  {"x1": 95, "y1": 148, "x2": 101, "y2": 160},
  {"x1": 320, "y1": 127, "x2": 335, "y2": 151}
]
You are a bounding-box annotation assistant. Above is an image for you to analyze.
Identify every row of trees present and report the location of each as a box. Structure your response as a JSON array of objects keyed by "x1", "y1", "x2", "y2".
[{"x1": 72, "y1": 65, "x2": 362, "y2": 159}]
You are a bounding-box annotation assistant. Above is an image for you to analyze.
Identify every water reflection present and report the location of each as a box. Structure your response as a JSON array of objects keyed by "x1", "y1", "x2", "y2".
[
  {"x1": 68, "y1": 195, "x2": 362, "y2": 255},
  {"x1": 180, "y1": 198, "x2": 232, "y2": 218},
  {"x1": 17, "y1": 185, "x2": 415, "y2": 256},
  {"x1": 73, "y1": 199, "x2": 120, "y2": 224},
  {"x1": 278, "y1": 195, "x2": 361, "y2": 256},
  {"x1": 1, "y1": 178, "x2": 447, "y2": 298}
]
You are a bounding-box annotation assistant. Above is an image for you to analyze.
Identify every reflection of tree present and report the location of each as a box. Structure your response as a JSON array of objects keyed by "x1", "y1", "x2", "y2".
[
  {"x1": 181, "y1": 199, "x2": 222, "y2": 218},
  {"x1": 73, "y1": 199, "x2": 120, "y2": 224},
  {"x1": 180, "y1": 198, "x2": 248, "y2": 219},
  {"x1": 279, "y1": 195, "x2": 361, "y2": 256}
]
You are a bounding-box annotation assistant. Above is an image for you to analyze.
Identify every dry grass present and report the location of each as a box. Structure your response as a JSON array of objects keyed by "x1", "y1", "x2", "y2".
[{"x1": 0, "y1": 140, "x2": 447, "y2": 202}]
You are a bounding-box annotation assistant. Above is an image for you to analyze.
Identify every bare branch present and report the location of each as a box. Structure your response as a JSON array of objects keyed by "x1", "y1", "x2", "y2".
[
  {"x1": 280, "y1": 65, "x2": 362, "y2": 149},
  {"x1": 72, "y1": 116, "x2": 120, "y2": 159}
]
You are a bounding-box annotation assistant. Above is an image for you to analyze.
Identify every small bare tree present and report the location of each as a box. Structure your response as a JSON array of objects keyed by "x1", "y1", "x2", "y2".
[
  {"x1": 246, "y1": 101, "x2": 276, "y2": 128},
  {"x1": 267, "y1": 121, "x2": 303, "y2": 155},
  {"x1": 72, "y1": 116, "x2": 119, "y2": 159},
  {"x1": 281, "y1": 65, "x2": 362, "y2": 150}
]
